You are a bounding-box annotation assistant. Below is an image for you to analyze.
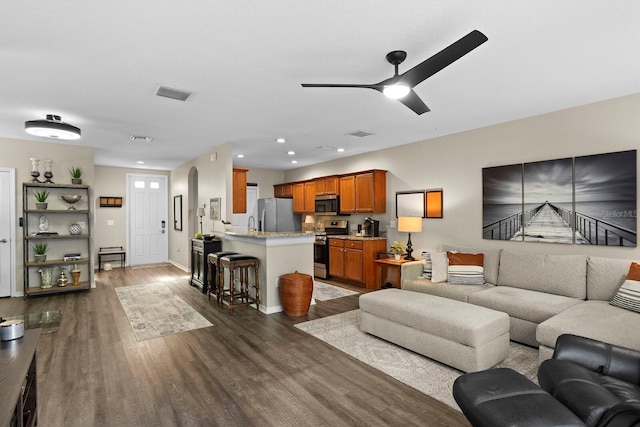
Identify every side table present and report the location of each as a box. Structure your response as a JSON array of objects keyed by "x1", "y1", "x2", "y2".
[{"x1": 373, "y1": 258, "x2": 411, "y2": 290}]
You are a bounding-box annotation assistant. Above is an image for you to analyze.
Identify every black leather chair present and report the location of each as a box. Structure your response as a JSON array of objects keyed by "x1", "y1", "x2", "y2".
[{"x1": 453, "y1": 334, "x2": 640, "y2": 427}]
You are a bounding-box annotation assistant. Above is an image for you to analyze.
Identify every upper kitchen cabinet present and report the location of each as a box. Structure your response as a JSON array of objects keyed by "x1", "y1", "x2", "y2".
[
  {"x1": 233, "y1": 168, "x2": 249, "y2": 213},
  {"x1": 293, "y1": 181, "x2": 316, "y2": 213},
  {"x1": 339, "y1": 170, "x2": 387, "y2": 214},
  {"x1": 274, "y1": 183, "x2": 293, "y2": 198},
  {"x1": 315, "y1": 176, "x2": 339, "y2": 196}
]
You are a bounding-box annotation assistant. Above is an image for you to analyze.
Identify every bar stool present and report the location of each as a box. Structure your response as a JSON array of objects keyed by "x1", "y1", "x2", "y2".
[
  {"x1": 207, "y1": 251, "x2": 237, "y2": 303},
  {"x1": 218, "y1": 254, "x2": 260, "y2": 314}
]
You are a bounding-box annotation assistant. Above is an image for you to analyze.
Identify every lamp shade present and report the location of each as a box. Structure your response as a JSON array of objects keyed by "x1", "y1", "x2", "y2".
[
  {"x1": 304, "y1": 216, "x2": 315, "y2": 224},
  {"x1": 196, "y1": 207, "x2": 206, "y2": 217},
  {"x1": 25, "y1": 114, "x2": 81, "y2": 140},
  {"x1": 398, "y1": 216, "x2": 422, "y2": 233}
]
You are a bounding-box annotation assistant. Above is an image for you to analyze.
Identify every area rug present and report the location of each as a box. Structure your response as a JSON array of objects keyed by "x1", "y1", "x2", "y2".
[
  {"x1": 295, "y1": 309, "x2": 538, "y2": 410},
  {"x1": 116, "y1": 283, "x2": 213, "y2": 341},
  {"x1": 312, "y1": 281, "x2": 358, "y2": 301}
]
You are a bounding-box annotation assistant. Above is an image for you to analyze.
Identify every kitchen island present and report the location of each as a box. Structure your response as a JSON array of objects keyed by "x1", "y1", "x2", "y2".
[{"x1": 220, "y1": 230, "x2": 314, "y2": 314}]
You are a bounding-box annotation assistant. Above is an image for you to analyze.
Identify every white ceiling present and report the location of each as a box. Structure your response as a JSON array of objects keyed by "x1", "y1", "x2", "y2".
[{"x1": 2, "y1": 1, "x2": 640, "y2": 171}]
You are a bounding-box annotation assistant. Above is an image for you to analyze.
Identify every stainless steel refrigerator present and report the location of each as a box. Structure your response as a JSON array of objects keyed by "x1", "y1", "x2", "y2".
[{"x1": 257, "y1": 198, "x2": 301, "y2": 232}]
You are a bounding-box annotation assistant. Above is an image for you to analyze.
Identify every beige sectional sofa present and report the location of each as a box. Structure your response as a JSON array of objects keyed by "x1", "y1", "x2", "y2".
[{"x1": 400, "y1": 245, "x2": 640, "y2": 362}]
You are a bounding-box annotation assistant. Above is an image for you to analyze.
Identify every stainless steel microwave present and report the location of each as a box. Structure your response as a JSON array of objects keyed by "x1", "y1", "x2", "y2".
[{"x1": 315, "y1": 195, "x2": 339, "y2": 215}]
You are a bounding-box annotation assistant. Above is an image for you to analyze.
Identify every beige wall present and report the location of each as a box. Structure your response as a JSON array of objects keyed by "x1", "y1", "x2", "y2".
[
  {"x1": 284, "y1": 93, "x2": 640, "y2": 261},
  {"x1": 246, "y1": 168, "x2": 285, "y2": 199},
  {"x1": 0, "y1": 136, "x2": 94, "y2": 295}
]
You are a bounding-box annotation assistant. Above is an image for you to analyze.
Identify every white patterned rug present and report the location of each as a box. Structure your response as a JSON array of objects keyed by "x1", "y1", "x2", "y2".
[
  {"x1": 295, "y1": 309, "x2": 538, "y2": 410},
  {"x1": 312, "y1": 281, "x2": 358, "y2": 301},
  {"x1": 116, "y1": 283, "x2": 213, "y2": 341}
]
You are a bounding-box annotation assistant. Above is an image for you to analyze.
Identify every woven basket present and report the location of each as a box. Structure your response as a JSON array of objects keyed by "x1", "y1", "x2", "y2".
[{"x1": 279, "y1": 271, "x2": 313, "y2": 316}]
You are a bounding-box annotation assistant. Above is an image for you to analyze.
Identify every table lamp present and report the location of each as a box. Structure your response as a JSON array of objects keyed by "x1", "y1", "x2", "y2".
[
  {"x1": 197, "y1": 205, "x2": 206, "y2": 234},
  {"x1": 398, "y1": 216, "x2": 422, "y2": 261}
]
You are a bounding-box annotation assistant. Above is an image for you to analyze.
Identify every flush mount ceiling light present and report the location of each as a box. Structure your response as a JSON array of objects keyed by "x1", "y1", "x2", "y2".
[
  {"x1": 276, "y1": 137, "x2": 286, "y2": 143},
  {"x1": 25, "y1": 114, "x2": 81, "y2": 140}
]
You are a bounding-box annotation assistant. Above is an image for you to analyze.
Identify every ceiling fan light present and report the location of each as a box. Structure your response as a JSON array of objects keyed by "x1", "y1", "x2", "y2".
[
  {"x1": 383, "y1": 84, "x2": 410, "y2": 99},
  {"x1": 25, "y1": 114, "x2": 81, "y2": 140}
]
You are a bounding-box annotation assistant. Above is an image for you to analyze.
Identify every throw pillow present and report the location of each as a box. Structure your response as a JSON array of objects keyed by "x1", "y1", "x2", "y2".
[
  {"x1": 431, "y1": 252, "x2": 449, "y2": 283},
  {"x1": 447, "y1": 251, "x2": 485, "y2": 285},
  {"x1": 420, "y1": 251, "x2": 432, "y2": 280},
  {"x1": 610, "y1": 262, "x2": 640, "y2": 313}
]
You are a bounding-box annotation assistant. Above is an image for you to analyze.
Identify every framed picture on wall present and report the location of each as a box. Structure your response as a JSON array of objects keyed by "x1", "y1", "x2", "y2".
[
  {"x1": 396, "y1": 191, "x2": 425, "y2": 218},
  {"x1": 210, "y1": 197, "x2": 221, "y2": 221}
]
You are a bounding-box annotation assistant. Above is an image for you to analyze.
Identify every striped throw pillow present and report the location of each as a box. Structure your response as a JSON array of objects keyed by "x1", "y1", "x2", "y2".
[
  {"x1": 447, "y1": 251, "x2": 485, "y2": 285},
  {"x1": 420, "y1": 251, "x2": 432, "y2": 279},
  {"x1": 610, "y1": 262, "x2": 640, "y2": 313}
]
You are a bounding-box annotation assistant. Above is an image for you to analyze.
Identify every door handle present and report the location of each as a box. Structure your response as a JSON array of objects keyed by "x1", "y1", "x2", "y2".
[
  {"x1": 161, "y1": 220, "x2": 166, "y2": 228},
  {"x1": 0, "y1": 238, "x2": 7, "y2": 243}
]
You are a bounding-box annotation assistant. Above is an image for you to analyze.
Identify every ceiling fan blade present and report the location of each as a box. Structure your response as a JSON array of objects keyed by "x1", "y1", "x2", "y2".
[
  {"x1": 397, "y1": 90, "x2": 430, "y2": 115},
  {"x1": 301, "y1": 83, "x2": 379, "y2": 89},
  {"x1": 401, "y1": 30, "x2": 488, "y2": 88}
]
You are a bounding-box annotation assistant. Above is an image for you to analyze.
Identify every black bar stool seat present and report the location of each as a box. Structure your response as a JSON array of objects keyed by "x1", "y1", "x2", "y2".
[{"x1": 218, "y1": 254, "x2": 260, "y2": 314}]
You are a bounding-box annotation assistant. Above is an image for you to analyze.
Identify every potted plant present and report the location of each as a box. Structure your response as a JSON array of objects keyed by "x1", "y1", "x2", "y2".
[
  {"x1": 33, "y1": 190, "x2": 50, "y2": 210},
  {"x1": 194, "y1": 232, "x2": 203, "y2": 239},
  {"x1": 389, "y1": 241, "x2": 405, "y2": 260},
  {"x1": 68, "y1": 166, "x2": 84, "y2": 184},
  {"x1": 221, "y1": 220, "x2": 232, "y2": 231},
  {"x1": 33, "y1": 242, "x2": 49, "y2": 262}
]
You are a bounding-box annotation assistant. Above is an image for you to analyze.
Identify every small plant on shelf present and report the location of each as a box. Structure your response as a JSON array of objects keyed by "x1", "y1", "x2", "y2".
[
  {"x1": 194, "y1": 232, "x2": 203, "y2": 239},
  {"x1": 33, "y1": 190, "x2": 50, "y2": 209},
  {"x1": 389, "y1": 241, "x2": 405, "y2": 259},
  {"x1": 33, "y1": 242, "x2": 49, "y2": 262},
  {"x1": 68, "y1": 166, "x2": 84, "y2": 184},
  {"x1": 221, "y1": 220, "x2": 232, "y2": 230}
]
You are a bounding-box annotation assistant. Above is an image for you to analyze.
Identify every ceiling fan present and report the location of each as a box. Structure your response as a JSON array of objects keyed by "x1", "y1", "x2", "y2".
[{"x1": 301, "y1": 30, "x2": 488, "y2": 115}]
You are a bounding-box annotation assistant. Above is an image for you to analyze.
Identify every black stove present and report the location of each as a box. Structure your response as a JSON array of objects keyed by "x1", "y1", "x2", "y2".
[{"x1": 314, "y1": 220, "x2": 348, "y2": 279}]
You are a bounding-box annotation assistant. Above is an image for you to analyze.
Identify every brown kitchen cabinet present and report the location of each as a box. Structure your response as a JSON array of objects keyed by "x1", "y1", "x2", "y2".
[
  {"x1": 328, "y1": 237, "x2": 387, "y2": 288},
  {"x1": 339, "y1": 170, "x2": 386, "y2": 214},
  {"x1": 233, "y1": 168, "x2": 249, "y2": 213},
  {"x1": 293, "y1": 181, "x2": 316, "y2": 213},
  {"x1": 315, "y1": 176, "x2": 339, "y2": 195},
  {"x1": 274, "y1": 183, "x2": 293, "y2": 198}
]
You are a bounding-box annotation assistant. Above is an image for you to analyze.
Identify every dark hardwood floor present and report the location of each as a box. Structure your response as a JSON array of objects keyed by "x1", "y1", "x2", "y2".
[{"x1": 0, "y1": 266, "x2": 469, "y2": 426}]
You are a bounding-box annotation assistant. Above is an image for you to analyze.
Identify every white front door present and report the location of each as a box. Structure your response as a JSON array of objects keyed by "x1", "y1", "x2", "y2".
[
  {"x1": 0, "y1": 168, "x2": 15, "y2": 297},
  {"x1": 127, "y1": 174, "x2": 168, "y2": 266}
]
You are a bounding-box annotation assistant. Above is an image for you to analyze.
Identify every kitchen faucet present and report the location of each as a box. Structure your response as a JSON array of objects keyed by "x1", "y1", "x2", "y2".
[{"x1": 248, "y1": 216, "x2": 255, "y2": 231}]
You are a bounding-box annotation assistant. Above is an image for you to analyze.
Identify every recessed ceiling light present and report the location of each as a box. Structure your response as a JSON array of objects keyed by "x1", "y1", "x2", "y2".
[
  {"x1": 136, "y1": 161, "x2": 145, "y2": 164},
  {"x1": 287, "y1": 151, "x2": 295, "y2": 155},
  {"x1": 291, "y1": 160, "x2": 298, "y2": 164},
  {"x1": 337, "y1": 148, "x2": 345, "y2": 152},
  {"x1": 237, "y1": 154, "x2": 244, "y2": 158},
  {"x1": 276, "y1": 137, "x2": 286, "y2": 143}
]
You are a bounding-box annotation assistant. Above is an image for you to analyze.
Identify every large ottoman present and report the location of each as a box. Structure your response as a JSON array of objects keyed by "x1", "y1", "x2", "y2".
[{"x1": 359, "y1": 289, "x2": 510, "y2": 372}]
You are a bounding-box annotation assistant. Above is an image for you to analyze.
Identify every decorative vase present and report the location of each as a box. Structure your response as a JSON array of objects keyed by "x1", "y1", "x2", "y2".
[
  {"x1": 30, "y1": 157, "x2": 41, "y2": 183},
  {"x1": 69, "y1": 223, "x2": 82, "y2": 235},
  {"x1": 39, "y1": 268, "x2": 54, "y2": 288},
  {"x1": 71, "y1": 269, "x2": 81, "y2": 286},
  {"x1": 57, "y1": 268, "x2": 69, "y2": 287},
  {"x1": 44, "y1": 159, "x2": 54, "y2": 184},
  {"x1": 34, "y1": 254, "x2": 47, "y2": 263},
  {"x1": 279, "y1": 271, "x2": 313, "y2": 316},
  {"x1": 394, "y1": 254, "x2": 401, "y2": 260},
  {"x1": 35, "y1": 202, "x2": 48, "y2": 210},
  {"x1": 71, "y1": 178, "x2": 82, "y2": 185}
]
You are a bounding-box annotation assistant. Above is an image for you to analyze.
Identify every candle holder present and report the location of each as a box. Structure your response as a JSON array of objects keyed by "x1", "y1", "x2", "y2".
[
  {"x1": 30, "y1": 157, "x2": 41, "y2": 183},
  {"x1": 44, "y1": 159, "x2": 54, "y2": 183}
]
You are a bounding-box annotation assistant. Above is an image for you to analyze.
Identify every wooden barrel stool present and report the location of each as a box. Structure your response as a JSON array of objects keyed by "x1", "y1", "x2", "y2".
[
  {"x1": 218, "y1": 254, "x2": 260, "y2": 314},
  {"x1": 279, "y1": 271, "x2": 313, "y2": 316},
  {"x1": 207, "y1": 251, "x2": 237, "y2": 303}
]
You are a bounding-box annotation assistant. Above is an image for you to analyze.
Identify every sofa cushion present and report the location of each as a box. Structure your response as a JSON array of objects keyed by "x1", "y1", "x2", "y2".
[
  {"x1": 497, "y1": 250, "x2": 587, "y2": 299},
  {"x1": 447, "y1": 251, "x2": 485, "y2": 285},
  {"x1": 402, "y1": 279, "x2": 493, "y2": 302},
  {"x1": 431, "y1": 251, "x2": 448, "y2": 283},
  {"x1": 441, "y1": 244, "x2": 501, "y2": 285},
  {"x1": 536, "y1": 300, "x2": 640, "y2": 352},
  {"x1": 610, "y1": 262, "x2": 640, "y2": 313},
  {"x1": 587, "y1": 256, "x2": 639, "y2": 301},
  {"x1": 468, "y1": 286, "x2": 582, "y2": 324}
]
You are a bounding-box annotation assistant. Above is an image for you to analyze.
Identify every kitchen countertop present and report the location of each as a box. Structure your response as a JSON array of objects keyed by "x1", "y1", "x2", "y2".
[
  {"x1": 224, "y1": 230, "x2": 315, "y2": 239},
  {"x1": 327, "y1": 235, "x2": 387, "y2": 241}
]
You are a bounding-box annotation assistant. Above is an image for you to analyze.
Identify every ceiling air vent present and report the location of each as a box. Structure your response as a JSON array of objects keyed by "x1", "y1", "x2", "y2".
[
  {"x1": 155, "y1": 85, "x2": 192, "y2": 102},
  {"x1": 346, "y1": 130, "x2": 374, "y2": 138},
  {"x1": 130, "y1": 135, "x2": 153, "y2": 143}
]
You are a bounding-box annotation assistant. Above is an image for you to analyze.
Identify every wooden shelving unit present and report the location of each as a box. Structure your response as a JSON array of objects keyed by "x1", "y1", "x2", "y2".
[{"x1": 22, "y1": 182, "x2": 92, "y2": 296}]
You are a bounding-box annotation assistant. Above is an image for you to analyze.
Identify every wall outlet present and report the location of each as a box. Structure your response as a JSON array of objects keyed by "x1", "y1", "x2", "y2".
[
  {"x1": 390, "y1": 220, "x2": 397, "y2": 228},
  {"x1": 107, "y1": 220, "x2": 114, "y2": 226},
  {"x1": 77, "y1": 221, "x2": 86, "y2": 229},
  {"x1": 176, "y1": 247, "x2": 180, "y2": 252}
]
